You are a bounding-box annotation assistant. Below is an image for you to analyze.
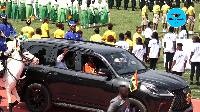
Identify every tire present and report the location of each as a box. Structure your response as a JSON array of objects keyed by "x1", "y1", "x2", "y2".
[
  {"x1": 129, "y1": 98, "x2": 147, "y2": 112},
  {"x1": 24, "y1": 83, "x2": 52, "y2": 112}
]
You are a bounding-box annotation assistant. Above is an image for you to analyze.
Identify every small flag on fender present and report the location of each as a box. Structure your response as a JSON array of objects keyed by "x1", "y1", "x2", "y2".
[
  {"x1": 67, "y1": 14, "x2": 72, "y2": 19},
  {"x1": 1, "y1": 6, "x2": 5, "y2": 11},
  {"x1": 129, "y1": 70, "x2": 138, "y2": 92}
]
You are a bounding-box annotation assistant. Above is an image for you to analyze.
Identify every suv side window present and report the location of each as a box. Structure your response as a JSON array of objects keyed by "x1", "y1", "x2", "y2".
[
  {"x1": 54, "y1": 48, "x2": 77, "y2": 70},
  {"x1": 28, "y1": 45, "x2": 50, "y2": 65},
  {"x1": 82, "y1": 54, "x2": 108, "y2": 75}
]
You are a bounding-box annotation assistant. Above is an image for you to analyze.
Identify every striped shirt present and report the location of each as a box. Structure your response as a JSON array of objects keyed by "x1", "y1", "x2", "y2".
[{"x1": 132, "y1": 44, "x2": 146, "y2": 61}]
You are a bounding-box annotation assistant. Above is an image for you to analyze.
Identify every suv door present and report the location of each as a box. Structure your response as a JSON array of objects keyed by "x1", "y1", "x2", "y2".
[{"x1": 74, "y1": 53, "x2": 115, "y2": 110}]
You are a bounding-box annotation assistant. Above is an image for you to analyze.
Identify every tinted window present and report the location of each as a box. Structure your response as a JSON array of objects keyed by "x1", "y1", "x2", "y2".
[
  {"x1": 29, "y1": 45, "x2": 50, "y2": 65},
  {"x1": 103, "y1": 51, "x2": 146, "y2": 75}
]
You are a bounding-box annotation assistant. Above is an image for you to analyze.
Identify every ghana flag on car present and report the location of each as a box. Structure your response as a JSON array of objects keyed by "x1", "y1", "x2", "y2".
[{"x1": 129, "y1": 70, "x2": 138, "y2": 92}]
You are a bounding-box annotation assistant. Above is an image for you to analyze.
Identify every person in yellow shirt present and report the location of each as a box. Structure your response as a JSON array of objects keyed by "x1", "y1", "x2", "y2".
[
  {"x1": 152, "y1": 1, "x2": 160, "y2": 31},
  {"x1": 90, "y1": 28, "x2": 103, "y2": 42},
  {"x1": 41, "y1": 17, "x2": 50, "y2": 38},
  {"x1": 161, "y1": 1, "x2": 170, "y2": 32},
  {"x1": 187, "y1": 2, "x2": 195, "y2": 34},
  {"x1": 54, "y1": 23, "x2": 65, "y2": 38},
  {"x1": 182, "y1": 2, "x2": 188, "y2": 25},
  {"x1": 74, "y1": 19, "x2": 80, "y2": 32},
  {"x1": 125, "y1": 31, "x2": 133, "y2": 53},
  {"x1": 21, "y1": 20, "x2": 34, "y2": 39},
  {"x1": 103, "y1": 23, "x2": 116, "y2": 43},
  {"x1": 141, "y1": 2, "x2": 148, "y2": 35},
  {"x1": 31, "y1": 28, "x2": 42, "y2": 40},
  {"x1": 133, "y1": 26, "x2": 144, "y2": 47}
]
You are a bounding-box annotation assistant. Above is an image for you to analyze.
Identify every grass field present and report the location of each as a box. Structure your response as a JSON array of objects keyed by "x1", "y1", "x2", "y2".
[{"x1": 4, "y1": 1, "x2": 200, "y2": 98}]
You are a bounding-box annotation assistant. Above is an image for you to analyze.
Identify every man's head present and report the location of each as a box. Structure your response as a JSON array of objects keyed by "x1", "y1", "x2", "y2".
[
  {"x1": 184, "y1": 2, "x2": 188, "y2": 7},
  {"x1": 119, "y1": 33, "x2": 124, "y2": 40},
  {"x1": 1, "y1": 14, "x2": 7, "y2": 24},
  {"x1": 94, "y1": 28, "x2": 100, "y2": 34},
  {"x1": 118, "y1": 85, "x2": 128, "y2": 99},
  {"x1": 169, "y1": 26, "x2": 174, "y2": 33},
  {"x1": 145, "y1": 2, "x2": 148, "y2": 6},
  {"x1": 43, "y1": 17, "x2": 49, "y2": 23},
  {"x1": 36, "y1": 28, "x2": 42, "y2": 35},
  {"x1": 181, "y1": 25, "x2": 186, "y2": 30},
  {"x1": 88, "y1": 55, "x2": 94, "y2": 63},
  {"x1": 191, "y1": 2, "x2": 195, "y2": 7},
  {"x1": 107, "y1": 35, "x2": 114, "y2": 42},
  {"x1": 166, "y1": 0, "x2": 169, "y2": 5},
  {"x1": 177, "y1": 43, "x2": 183, "y2": 50},
  {"x1": 108, "y1": 23, "x2": 113, "y2": 30},
  {"x1": 68, "y1": 21, "x2": 76, "y2": 31},
  {"x1": 148, "y1": 21, "x2": 153, "y2": 28}
]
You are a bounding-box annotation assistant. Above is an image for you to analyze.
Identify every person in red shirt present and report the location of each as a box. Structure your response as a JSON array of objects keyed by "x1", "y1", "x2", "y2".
[{"x1": 84, "y1": 56, "x2": 98, "y2": 74}]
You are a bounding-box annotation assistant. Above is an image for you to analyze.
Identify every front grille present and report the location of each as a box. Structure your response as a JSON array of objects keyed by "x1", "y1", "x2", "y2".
[{"x1": 170, "y1": 86, "x2": 191, "y2": 111}]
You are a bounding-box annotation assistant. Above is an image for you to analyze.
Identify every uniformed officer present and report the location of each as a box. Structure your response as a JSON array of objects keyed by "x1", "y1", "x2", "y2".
[
  {"x1": 64, "y1": 21, "x2": 84, "y2": 41},
  {"x1": 108, "y1": 0, "x2": 114, "y2": 9},
  {"x1": 132, "y1": 0, "x2": 136, "y2": 11},
  {"x1": 124, "y1": 0, "x2": 129, "y2": 10},
  {"x1": 160, "y1": 0, "x2": 164, "y2": 7},
  {"x1": 140, "y1": 0, "x2": 145, "y2": 11},
  {"x1": 116, "y1": 0, "x2": 121, "y2": 9},
  {"x1": 186, "y1": 0, "x2": 191, "y2": 7}
]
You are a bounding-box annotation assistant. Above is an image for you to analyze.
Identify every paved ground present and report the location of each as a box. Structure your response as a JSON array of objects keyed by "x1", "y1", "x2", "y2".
[{"x1": 0, "y1": 88, "x2": 200, "y2": 112}]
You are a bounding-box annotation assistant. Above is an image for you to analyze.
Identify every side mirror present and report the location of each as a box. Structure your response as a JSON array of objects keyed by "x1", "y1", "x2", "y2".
[{"x1": 98, "y1": 68, "x2": 111, "y2": 76}]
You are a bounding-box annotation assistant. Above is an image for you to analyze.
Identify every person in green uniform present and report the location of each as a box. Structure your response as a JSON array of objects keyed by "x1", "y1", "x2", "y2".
[
  {"x1": 100, "y1": 0, "x2": 108, "y2": 26},
  {"x1": 26, "y1": 0, "x2": 33, "y2": 20},
  {"x1": 34, "y1": 0, "x2": 40, "y2": 19},
  {"x1": 19, "y1": 0, "x2": 26, "y2": 21},
  {"x1": 73, "y1": 0, "x2": 80, "y2": 21},
  {"x1": 80, "y1": 0, "x2": 88, "y2": 28},
  {"x1": 93, "y1": 0, "x2": 100, "y2": 27},
  {"x1": 41, "y1": 0, "x2": 49, "y2": 21},
  {"x1": 39, "y1": 1, "x2": 43, "y2": 20},
  {"x1": 50, "y1": 0, "x2": 57, "y2": 24},
  {"x1": 88, "y1": 0, "x2": 95, "y2": 28},
  {"x1": 12, "y1": 0, "x2": 19, "y2": 22},
  {"x1": 7, "y1": 0, "x2": 12, "y2": 18},
  {"x1": 67, "y1": 0, "x2": 73, "y2": 22}
]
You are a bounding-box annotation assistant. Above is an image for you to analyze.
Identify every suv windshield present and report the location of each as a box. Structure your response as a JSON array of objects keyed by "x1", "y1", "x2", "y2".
[{"x1": 104, "y1": 51, "x2": 147, "y2": 75}]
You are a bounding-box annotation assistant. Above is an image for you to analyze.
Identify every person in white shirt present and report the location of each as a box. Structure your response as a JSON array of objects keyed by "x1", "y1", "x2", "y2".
[
  {"x1": 147, "y1": 32, "x2": 161, "y2": 70},
  {"x1": 80, "y1": 0, "x2": 88, "y2": 28},
  {"x1": 189, "y1": 36, "x2": 200, "y2": 85},
  {"x1": 73, "y1": 0, "x2": 79, "y2": 21},
  {"x1": 179, "y1": 25, "x2": 188, "y2": 39},
  {"x1": 132, "y1": 37, "x2": 146, "y2": 61},
  {"x1": 56, "y1": 48, "x2": 69, "y2": 69},
  {"x1": 171, "y1": 43, "x2": 188, "y2": 76},
  {"x1": 115, "y1": 33, "x2": 129, "y2": 50},
  {"x1": 163, "y1": 26, "x2": 176, "y2": 73},
  {"x1": 57, "y1": 0, "x2": 67, "y2": 23}
]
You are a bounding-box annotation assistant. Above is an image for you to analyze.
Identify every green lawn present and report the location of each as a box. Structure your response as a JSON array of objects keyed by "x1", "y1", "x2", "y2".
[{"x1": 5, "y1": 1, "x2": 200, "y2": 98}]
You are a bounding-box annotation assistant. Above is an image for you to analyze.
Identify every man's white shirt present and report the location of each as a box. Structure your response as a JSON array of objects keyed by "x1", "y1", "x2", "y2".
[
  {"x1": 172, "y1": 50, "x2": 188, "y2": 72},
  {"x1": 179, "y1": 29, "x2": 187, "y2": 39},
  {"x1": 163, "y1": 32, "x2": 176, "y2": 53},
  {"x1": 191, "y1": 42, "x2": 200, "y2": 62},
  {"x1": 115, "y1": 40, "x2": 129, "y2": 51},
  {"x1": 132, "y1": 44, "x2": 146, "y2": 61},
  {"x1": 148, "y1": 38, "x2": 161, "y2": 58},
  {"x1": 144, "y1": 27, "x2": 153, "y2": 39}
]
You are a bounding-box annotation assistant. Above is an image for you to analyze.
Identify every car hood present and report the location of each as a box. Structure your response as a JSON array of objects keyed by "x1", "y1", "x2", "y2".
[{"x1": 124, "y1": 69, "x2": 188, "y2": 90}]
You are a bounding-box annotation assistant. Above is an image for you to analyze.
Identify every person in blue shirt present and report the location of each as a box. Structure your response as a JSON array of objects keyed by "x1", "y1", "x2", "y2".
[
  {"x1": 0, "y1": 14, "x2": 17, "y2": 42},
  {"x1": 64, "y1": 21, "x2": 84, "y2": 41}
]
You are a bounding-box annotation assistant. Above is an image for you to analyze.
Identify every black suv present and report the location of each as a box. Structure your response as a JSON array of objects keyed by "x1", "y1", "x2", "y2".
[{"x1": 17, "y1": 39, "x2": 193, "y2": 112}]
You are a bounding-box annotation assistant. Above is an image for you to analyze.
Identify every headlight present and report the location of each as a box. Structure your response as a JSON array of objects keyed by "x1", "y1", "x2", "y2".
[{"x1": 141, "y1": 83, "x2": 174, "y2": 97}]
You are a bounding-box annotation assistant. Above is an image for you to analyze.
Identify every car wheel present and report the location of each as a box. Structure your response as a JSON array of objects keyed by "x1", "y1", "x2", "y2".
[
  {"x1": 129, "y1": 98, "x2": 147, "y2": 112},
  {"x1": 24, "y1": 83, "x2": 52, "y2": 112}
]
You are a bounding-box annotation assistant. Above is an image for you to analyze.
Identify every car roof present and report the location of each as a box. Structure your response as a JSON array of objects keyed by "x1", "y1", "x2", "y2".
[{"x1": 21, "y1": 38, "x2": 125, "y2": 55}]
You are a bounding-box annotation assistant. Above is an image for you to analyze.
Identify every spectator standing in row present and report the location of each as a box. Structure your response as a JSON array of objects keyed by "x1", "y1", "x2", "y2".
[
  {"x1": 54, "y1": 23, "x2": 65, "y2": 38},
  {"x1": 21, "y1": 20, "x2": 34, "y2": 39},
  {"x1": 152, "y1": 1, "x2": 160, "y2": 31},
  {"x1": 103, "y1": 23, "x2": 116, "y2": 43},
  {"x1": 133, "y1": 26, "x2": 143, "y2": 47},
  {"x1": 107, "y1": 85, "x2": 130, "y2": 112},
  {"x1": 12, "y1": 0, "x2": 19, "y2": 22},
  {"x1": 187, "y1": 2, "x2": 195, "y2": 34},
  {"x1": 26, "y1": 0, "x2": 34, "y2": 20},
  {"x1": 31, "y1": 28, "x2": 42, "y2": 40},
  {"x1": 189, "y1": 36, "x2": 200, "y2": 85},
  {"x1": 81, "y1": 0, "x2": 88, "y2": 29},
  {"x1": 90, "y1": 28, "x2": 103, "y2": 42},
  {"x1": 141, "y1": 2, "x2": 149, "y2": 35},
  {"x1": 64, "y1": 21, "x2": 83, "y2": 41},
  {"x1": 161, "y1": 1, "x2": 170, "y2": 32},
  {"x1": 41, "y1": 17, "x2": 50, "y2": 38},
  {"x1": 19, "y1": 0, "x2": 26, "y2": 21},
  {"x1": 50, "y1": 0, "x2": 58, "y2": 24},
  {"x1": 147, "y1": 32, "x2": 161, "y2": 70},
  {"x1": 125, "y1": 31, "x2": 133, "y2": 53},
  {"x1": 171, "y1": 43, "x2": 188, "y2": 76},
  {"x1": 7, "y1": 0, "x2": 12, "y2": 18},
  {"x1": 115, "y1": 33, "x2": 129, "y2": 50},
  {"x1": 133, "y1": 37, "x2": 146, "y2": 61},
  {"x1": 163, "y1": 27, "x2": 176, "y2": 73}
]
